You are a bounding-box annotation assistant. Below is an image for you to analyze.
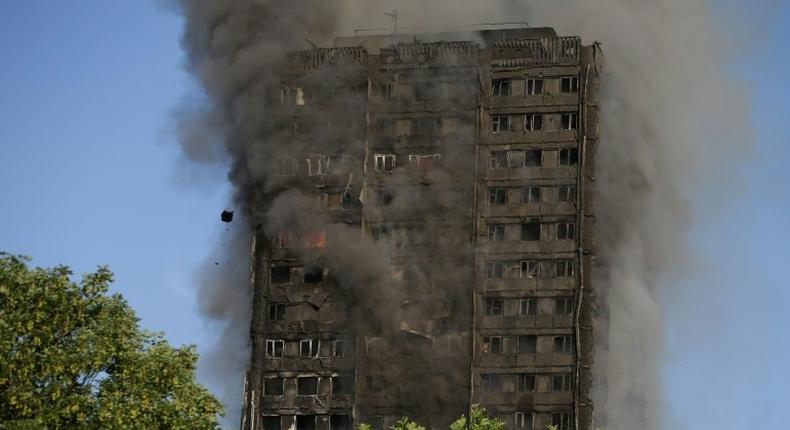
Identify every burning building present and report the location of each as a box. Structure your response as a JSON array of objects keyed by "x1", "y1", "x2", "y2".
[{"x1": 239, "y1": 27, "x2": 603, "y2": 430}]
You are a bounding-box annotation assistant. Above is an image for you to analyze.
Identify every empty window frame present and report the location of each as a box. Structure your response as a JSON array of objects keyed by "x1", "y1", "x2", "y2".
[
  {"x1": 518, "y1": 335, "x2": 537, "y2": 353},
  {"x1": 275, "y1": 158, "x2": 296, "y2": 176},
  {"x1": 303, "y1": 266, "x2": 323, "y2": 283},
  {"x1": 492, "y1": 78, "x2": 512, "y2": 96},
  {"x1": 554, "y1": 336, "x2": 575, "y2": 354},
  {"x1": 522, "y1": 187, "x2": 541, "y2": 205},
  {"x1": 486, "y1": 261, "x2": 505, "y2": 279},
  {"x1": 296, "y1": 416, "x2": 316, "y2": 430},
  {"x1": 552, "y1": 374, "x2": 573, "y2": 392},
  {"x1": 263, "y1": 416, "x2": 282, "y2": 430},
  {"x1": 521, "y1": 223, "x2": 541, "y2": 241},
  {"x1": 519, "y1": 298, "x2": 537, "y2": 317},
  {"x1": 561, "y1": 76, "x2": 580, "y2": 93},
  {"x1": 514, "y1": 412, "x2": 534, "y2": 430},
  {"x1": 266, "y1": 339, "x2": 285, "y2": 358},
  {"x1": 492, "y1": 115, "x2": 511, "y2": 133},
  {"x1": 300, "y1": 339, "x2": 320, "y2": 358},
  {"x1": 526, "y1": 78, "x2": 544, "y2": 95},
  {"x1": 485, "y1": 298, "x2": 504, "y2": 316},
  {"x1": 555, "y1": 297, "x2": 575, "y2": 316},
  {"x1": 524, "y1": 113, "x2": 544, "y2": 131},
  {"x1": 374, "y1": 154, "x2": 396, "y2": 173},
  {"x1": 483, "y1": 336, "x2": 504, "y2": 354},
  {"x1": 516, "y1": 374, "x2": 535, "y2": 393},
  {"x1": 557, "y1": 222, "x2": 576, "y2": 240},
  {"x1": 552, "y1": 413, "x2": 572, "y2": 430},
  {"x1": 559, "y1": 148, "x2": 579, "y2": 166},
  {"x1": 297, "y1": 376, "x2": 318, "y2": 395},
  {"x1": 331, "y1": 415, "x2": 353, "y2": 430},
  {"x1": 489, "y1": 150, "x2": 507, "y2": 169},
  {"x1": 560, "y1": 113, "x2": 578, "y2": 130},
  {"x1": 268, "y1": 304, "x2": 286, "y2": 321},
  {"x1": 481, "y1": 374, "x2": 503, "y2": 393},
  {"x1": 264, "y1": 377, "x2": 284, "y2": 396},
  {"x1": 271, "y1": 266, "x2": 291, "y2": 284},
  {"x1": 488, "y1": 187, "x2": 508, "y2": 205},
  {"x1": 524, "y1": 150, "x2": 542, "y2": 167},
  {"x1": 558, "y1": 185, "x2": 577, "y2": 203},
  {"x1": 488, "y1": 224, "x2": 505, "y2": 241},
  {"x1": 333, "y1": 339, "x2": 346, "y2": 358}
]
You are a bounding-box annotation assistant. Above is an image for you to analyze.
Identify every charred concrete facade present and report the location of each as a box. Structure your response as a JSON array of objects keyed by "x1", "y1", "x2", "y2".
[{"x1": 242, "y1": 28, "x2": 603, "y2": 430}]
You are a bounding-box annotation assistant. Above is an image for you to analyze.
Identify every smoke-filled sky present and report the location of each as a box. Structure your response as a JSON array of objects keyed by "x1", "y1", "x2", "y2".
[{"x1": 1, "y1": 1, "x2": 789, "y2": 429}]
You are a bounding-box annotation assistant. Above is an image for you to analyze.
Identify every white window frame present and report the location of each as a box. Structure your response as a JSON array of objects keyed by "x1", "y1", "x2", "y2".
[
  {"x1": 374, "y1": 154, "x2": 396, "y2": 173},
  {"x1": 300, "y1": 339, "x2": 320, "y2": 358},
  {"x1": 306, "y1": 155, "x2": 329, "y2": 176},
  {"x1": 266, "y1": 339, "x2": 285, "y2": 358},
  {"x1": 491, "y1": 115, "x2": 511, "y2": 133},
  {"x1": 526, "y1": 78, "x2": 544, "y2": 95}
]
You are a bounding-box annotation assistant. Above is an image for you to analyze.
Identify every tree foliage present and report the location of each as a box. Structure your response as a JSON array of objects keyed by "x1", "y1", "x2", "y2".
[
  {"x1": 0, "y1": 253, "x2": 223, "y2": 429},
  {"x1": 450, "y1": 406, "x2": 505, "y2": 430}
]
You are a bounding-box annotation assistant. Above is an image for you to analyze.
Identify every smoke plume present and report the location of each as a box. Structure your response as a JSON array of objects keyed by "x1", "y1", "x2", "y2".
[{"x1": 169, "y1": 1, "x2": 754, "y2": 428}]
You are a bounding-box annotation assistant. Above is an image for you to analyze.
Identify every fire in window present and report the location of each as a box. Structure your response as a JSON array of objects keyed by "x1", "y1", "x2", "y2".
[
  {"x1": 488, "y1": 188, "x2": 508, "y2": 205},
  {"x1": 264, "y1": 377, "x2": 284, "y2": 396},
  {"x1": 522, "y1": 187, "x2": 541, "y2": 204},
  {"x1": 491, "y1": 115, "x2": 511, "y2": 133},
  {"x1": 559, "y1": 148, "x2": 579, "y2": 166},
  {"x1": 560, "y1": 113, "x2": 578, "y2": 130},
  {"x1": 518, "y1": 335, "x2": 537, "y2": 353},
  {"x1": 374, "y1": 154, "x2": 396, "y2": 173},
  {"x1": 268, "y1": 304, "x2": 286, "y2": 321},
  {"x1": 561, "y1": 76, "x2": 579, "y2": 93},
  {"x1": 491, "y1": 78, "x2": 511, "y2": 96},
  {"x1": 524, "y1": 113, "x2": 543, "y2": 131},
  {"x1": 526, "y1": 78, "x2": 544, "y2": 95},
  {"x1": 554, "y1": 336, "x2": 574, "y2": 353},
  {"x1": 555, "y1": 297, "x2": 575, "y2": 315},
  {"x1": 300, "y1": 339, "x2": 320, "y2": 358},
  {"x1": 487, "y1": 224, "x2": 505, "y2": 241},
  {"x1": 482, "y1": 336, "x2": 503, "y2": 354},
  {"x1": 303, "y1": 231, "x2": 326, "y2": 249},
  {"x1": 485, "y1": 298, "x2": 504, "y2": 316},
  {"x1": 306, "y1": 155, "x2": 329, "y2": 176},
  {"x1": 558, "y1": 185, "x2": 576, "y2": 203},
  {"x1": 552, "y1": 374, "x2": 573, "y2": 391},
  {"x1": 489, "y1": 150, "x2": 507, "y2": 169},
  {"x1": 519, "y1": 298, "x2": 537, "y2": 316},
  {"x1": 266, "y1": 339, "x2": 285, "y2": 358},
  {"x1": 557, "y1": 222, "x2": 576, "y2": 240}
]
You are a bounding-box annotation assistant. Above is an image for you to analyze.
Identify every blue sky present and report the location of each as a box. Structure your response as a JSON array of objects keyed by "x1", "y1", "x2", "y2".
[{"x1": 1, "y1": 1, "x2": 788, "y2": 429}]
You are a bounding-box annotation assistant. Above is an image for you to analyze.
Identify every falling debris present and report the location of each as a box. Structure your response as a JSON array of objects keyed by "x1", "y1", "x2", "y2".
[{"x1": 220, "y1": 210, "x2": 234, "y2": 223}]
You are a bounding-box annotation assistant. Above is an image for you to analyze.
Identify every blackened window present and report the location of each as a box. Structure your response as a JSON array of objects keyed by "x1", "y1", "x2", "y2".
[
  {"x1": 552, "y1": 413, "x2": 572, "y2": 430},
  {"x1": 333, "y1": 340, "x2": 345, "y2": 358},
  {"x1": 552, "y1": 374, "x2": 573, "y2": 391},
  {"x1": 554, "y1": 336, "x2": 574, "y2": 354},
  {"x1": 268, "y1": 304, "x2": 286, "y2": 321},
  {"x1": 481, "y1": 374, "x2": 503, "y2": 392},
  {"x1": 559, "y1": 148, "x2": 579, "y2": 166},
  {"x1": 297, "y1": 377, "x2": 318, "y2": 395},
  {"x1": 492, "y1": 79, "x2": 512, "y2": 96},
  {"x1": 522, "y1": 187, "x2": 541, "y2": 204},
  {"x1": 483, "y1": 336, "x2": 503, "y2": 354},
  {"x1": 518, "y1": 335, "x2": 537, "y2": 353},
  {"x1": 488, "y1": 188, "x2": 508, "y2": 205},
  {"x1": 555, "y1": 297, "x2": 575, "y2": 316},
  {"x1": 516, "y1": 374, "x2": 535, "y2": 392},
  {"x1": 558, "y1": 185, "x2": 576, "y2": 203},
  {"x1": 266, "y1": 340, "x2": 285, "y2": 358},
  {"x1": 521, "y1": 260, "x2": 539, "y2": 279},
  {"x1": 264, "y1": 378, "x2": 284, "y2": 396},
  {"x1": 521, "y1": 223, "x2": 541, "y2": 241},
  {"x1": 519, "y1": 298, "x2": 537, "y2": 317},
  {"x1": 556, "y1": 260, "x2": 576, "y2": 277},
  {"x1": 304, "y1": 266, "x2": 323, "y2": 283},
  {"x1": 561, "y1": 113, "x2": 578, "y2": 130},
  {"x1": 489, "y1": 150, "x2": 507, "y2": 169},
  {"x1": 332, "y1": 375, "x2": 352, "y2": 395},
  {"x1": 300, "y1": 339, "x2": 319, "y2": 357},
  {"x1": 526, "y1": 78, "x2": 544, "y2": 95},
  {"x1": 297, "y1": 415, "x2": 316, "y2": 430},
  {"x1": 330, "y1": 415, "x2": 352, "y2": 430},
  {"x1": 492, "y1": 115, "x2": 511, "y2": 133},
  {"x1": 561, "y1": 76, "x2": 579, "y2": 93},
  {"x1": 525, "y1": 114, "x2": 543, "y2": 131},
  {"x1": 488, "y1": 224, "x2": 505, "y2": 241},
  {"x1": 263, "y1": 416, "x2": 282, "y2": 430},
  {"x1": 557, "y1": 222, "x2": 576, "y2": 240},
  {"x1": 271, "y1": 266, "x2": 290, "y2": 284},
  {"x1": 485, "y1": 298, "x2": 504, "y2": 316},
  {"x1": 524, "y1": 150, "x2": 542, "y2": 167}
]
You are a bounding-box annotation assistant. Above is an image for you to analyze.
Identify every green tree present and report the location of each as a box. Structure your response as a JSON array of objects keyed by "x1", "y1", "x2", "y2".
[
  {"x1": 0, "y1": 253, "x2": 222, "y2": 429},
  {"x1": 391, "y1": 417, "x2": 426, "y2": 430},
  {"x1": 450, "y1": 406, "x2": 505, "y2": 430}
]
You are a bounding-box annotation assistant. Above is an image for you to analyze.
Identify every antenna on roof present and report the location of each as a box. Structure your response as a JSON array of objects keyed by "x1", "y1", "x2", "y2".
[{"x1": 384, "y1": 10, "x2": 399, "y2": 34}]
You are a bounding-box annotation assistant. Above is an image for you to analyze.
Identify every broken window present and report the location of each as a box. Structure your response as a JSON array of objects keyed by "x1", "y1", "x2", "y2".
[
  {"x1": 486, "y1": 261, "x2": 505, "y2": 280},
  {"x1": 304, "y1": 266, "x2": 323, "y2": 283},
  {"x1": 507, "y1": 150, "x2": 525, "y2": 168},
  {"x1": 303, "y1": 230, "x2": 327, "y2": 249},
  {"x1": 522, "y1": 187, "x2": 541, "y2": 205},
  {"x1": 487, "y1": 224, "x2": 505, "y2": 242},
  {"x1": 264, "y1": 377, "x2": 284, "y2": 396},
  {"x1": 554, "y1": 336, "x2": 575, "y2": 354},
  {"x1": 524, "y1": 150, "x2": 542, "y2": 167},
  {"x1": 297, "y1": 377, "x2": 318, "y2": 396},
  {"x1": 555, "y1": 297, "x2": 575, "y2": 316},
  {"x1": 516, "y1": 374, "x2": 535, "y2": 393},
  {"x1": 526, "y1": 78, "x2": 544, "y2": 95},
  {"x1": 263, "y1": 416, "x2": 282, "y2": 430},
  {"x1": 268, "y1": 304, "x2": 286, "y2": 321},
  {"x1": 556, "y1": 260, "x2": 576, "y2": 277},
  {"x1": 306, "y1": 155, "x2": 329, "y2": 176},
  {"x1": 560, "y1": 113, "x2": 578, "y2": 130},
  {"x1": 557, "y1": 222, "x2": 576, "y2": 240},
  {"x1": 492, "y1": 79, "x2": 512, "y2": 96},
  {"x1": 297, "y1": 415, "x2": 316, "y2": 430},
  {"x1": 488, "y1": 188, "x2": 508, "y2": 205},
  {"x1": 275, "y1": 158, "x2": 296, "y2": 176},
  {"x1": 489, "y1": 150, "x2": 507, "y2": 169},
  {"x1": 524, "y1": 114, "x2": 543, "y2": 131},
  {"x1": 514, "y1": 412, "x2": 534, "y2": 430},
  {"x1": 271, "y1": 266, "x2": 291, "y2": 284},
  {"x1": 520, "y1": 260, "x2": 539, "y2": 279},
  {"x1": 491, "y1": 115, "x2": 511, "y2": 133},
  {"x1": 333, "y1": 340, "x2": 345, "y2": 358},
  {"x1": 485, "y1": 298, "x2": 504, "y2": 316},
  {"x1": 374, "y1": 154, "x2": 396, "y2": 173},
  {"x1": 330, "y1": 415, "x2": 352, "y2": 430},
  {"x1": 300, "y1": 339, "x2": 320, "y2": 358},
  {"x1": 518, "y1": 335, "x2": 537, "y2": 354},
  {"x1": 521, "y1": 223, "x2": 541, "y2": 241},
  {"x1": 558, "y1": 185, "x2": 576, "y2": 203},
  {"x1": 552, "y1": 413, "x2": 572, "y2": 430},
  {"x1": 519, "y1": 298, "x2": 537, "y2": 317},
  {"x1": 559, "y1": 148, "x2": 579, "y2": 166},
  {"x1": 266, "y1": 339, "x2": 285, "y2": 358},
  {"x1": 483, "y1": 336, "x2": 504, "y2": 354},
  {"x1": 411, "y1": 118, "x2": 441, "y2": 135},
  {"x1": 561, "y1": 76, "x2": 580, "y2": 93},
  {"x1": 552, "y1": 374, "x2": 573, "y2": 392},
  {"x1": 481, "y1": 374, "x2": 503, "y2": 392}
]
